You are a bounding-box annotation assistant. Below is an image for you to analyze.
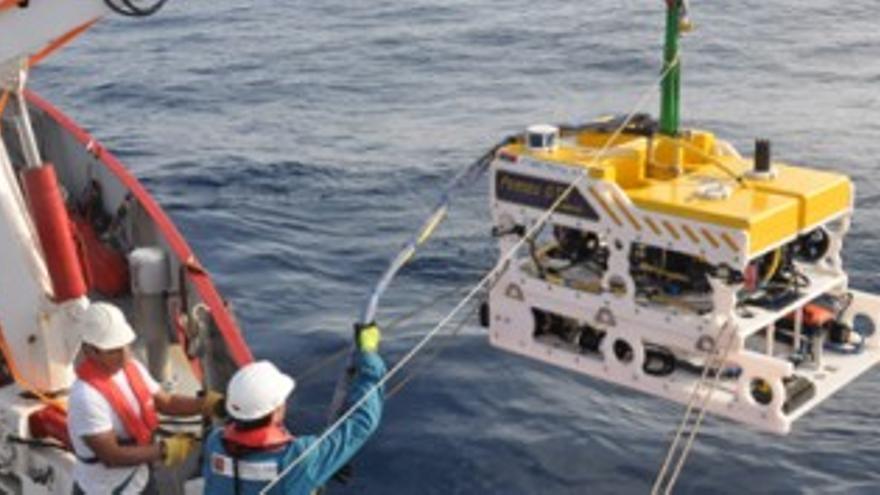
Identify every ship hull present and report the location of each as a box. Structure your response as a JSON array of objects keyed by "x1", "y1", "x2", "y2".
[{"x1": 0, "y1": 92, "x2": 252, "y2": 493}]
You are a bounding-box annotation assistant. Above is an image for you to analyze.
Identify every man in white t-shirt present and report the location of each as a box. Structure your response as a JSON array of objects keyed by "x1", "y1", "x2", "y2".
[{"x1": 68, "y1": 302, "x2": 224, "y2": 494}]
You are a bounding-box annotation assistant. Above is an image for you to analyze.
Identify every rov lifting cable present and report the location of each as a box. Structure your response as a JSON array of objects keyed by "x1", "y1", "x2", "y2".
[
  {"x1": 385, "y1": 301, "x2": 482, "y2": 400},
  {"x1": 258, "y1": 56, "x2": 683, "y2": 494},
  {"x1": 324, "y1": 134, "x2": 515, "y2": 436},
  {"x1": 322, "y1": 137, "x2": 515, "y2": 482},
  {"x1": 359, "y1": 144, "x2": 513, "y2": 327},
  {"x1": 295, "y1": 282, "x2": 477, "y2": 384},
  {"x1": 651, "y1": 323, "x2": 738, "y2": 495}
]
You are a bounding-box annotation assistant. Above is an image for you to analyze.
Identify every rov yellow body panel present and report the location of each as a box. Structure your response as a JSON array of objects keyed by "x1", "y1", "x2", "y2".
[
  {"x1": 502, "y1": 129, "x2": 852, "y2": 256},
  {"x1": 748, "y1": 165, "x2": 852, "y2": 233}
]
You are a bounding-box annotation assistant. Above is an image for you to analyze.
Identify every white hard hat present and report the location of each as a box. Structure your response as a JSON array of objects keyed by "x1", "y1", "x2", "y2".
[
  {"x1": 226, "y1": 361, "x2": 295, "y2": 421},
  {"x1": 78, "y1": 302, "x2": 136, "y2": 350}
]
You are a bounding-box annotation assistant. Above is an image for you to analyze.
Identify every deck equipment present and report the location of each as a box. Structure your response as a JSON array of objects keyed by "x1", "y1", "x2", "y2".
[{"x1": 0, "y1": 2, "x2": 251, "y2": 493}]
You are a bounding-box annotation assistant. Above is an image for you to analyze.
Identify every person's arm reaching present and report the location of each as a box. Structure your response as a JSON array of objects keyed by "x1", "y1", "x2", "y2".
[
  {"x1": 282, "y1": 324, "x2": 387, "y2": 489},
  {"x1": 82, "y1": 432, "x2": 161, "y2": 467},
  {"x1": 82, "y1": 432, "x2": 194, "y2": 467}
]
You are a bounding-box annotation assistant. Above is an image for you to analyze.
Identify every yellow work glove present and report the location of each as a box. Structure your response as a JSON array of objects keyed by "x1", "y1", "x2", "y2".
[
  {"x1": 356, "y1": 323, "x2": 381, "y2": 353},
  {"x1": 161, "y1": 434, "x2": 195, "y2": 467},
  {"x1": 201, "y1": 390, "x2": 226, "y2": 419}
]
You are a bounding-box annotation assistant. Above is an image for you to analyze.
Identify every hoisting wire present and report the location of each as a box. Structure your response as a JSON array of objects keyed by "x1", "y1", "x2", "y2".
[
  {"x1": 103, "y1": 0, "x2": 168, "y2": 17},
  {"x1": 295, "y1": 281, "x2": 478, "y2": 384},
  {"x1": 323, "y1": 138, "x2": 515, "y2": 460},
  {"x1": 358, "y1": 143, "x2": 514, "y2": 327},
  {"x1": 386, "y1": 299, "x2": 482, "y2": 400},
  {"x1": 380, "y1": 279, "x2": 480, "y2": 334},
  {"x1": 259, "y1": 56, "x2": 682, "y2": 495},
  {"x1": 650, "y1": 322, "x2": 738, "y2": 495}
]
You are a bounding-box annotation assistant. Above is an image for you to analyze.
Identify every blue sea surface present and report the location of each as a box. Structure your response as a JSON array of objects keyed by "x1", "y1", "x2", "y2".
[{"x1": 34, "y1": 1, "x2": 880, "y2": 493}]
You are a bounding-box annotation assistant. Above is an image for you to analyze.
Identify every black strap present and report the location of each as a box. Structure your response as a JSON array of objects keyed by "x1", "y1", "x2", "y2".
[
  {"x1": 75, "y1": 454, "x2": 100, "y2": 465},
  {"x1": 110, "y1": 468, "x2": 140, "y2": 495},
  {"x1": 233, "y1": 456, "x2": 241, "y2": 495}
]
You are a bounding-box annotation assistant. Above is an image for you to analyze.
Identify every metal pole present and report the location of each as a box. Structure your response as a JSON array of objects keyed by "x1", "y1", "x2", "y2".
[
  {"x1": 13, "y1": 69, "x2": 42, "y2": 169},
  {"x1": 660, "y1": 0, "x2": 683, "y2": 136},
  {"x1": 793, "y1": 307, "x2": 803, "y2": 357}
]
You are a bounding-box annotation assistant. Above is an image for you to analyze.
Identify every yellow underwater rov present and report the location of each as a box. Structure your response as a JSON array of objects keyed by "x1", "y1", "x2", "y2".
[
  {"x1": 483, "y1": 2, "x2": 880, "y2": 436},
  {"x1": 356, "y1": 2, "x2": 879, "y2": 443}
]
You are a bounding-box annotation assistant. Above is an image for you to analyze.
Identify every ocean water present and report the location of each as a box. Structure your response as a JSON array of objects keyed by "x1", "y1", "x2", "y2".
[{"x1": 33, "y1": 1, "x2": 880, "y2": 493}]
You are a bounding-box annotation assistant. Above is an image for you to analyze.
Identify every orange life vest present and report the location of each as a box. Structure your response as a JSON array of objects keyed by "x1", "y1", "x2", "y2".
[
  {"x1": 223, "y1": 423, "x2": 293, "y2": 451},
  {"x1": 76, "y1": 358, "x2": 158, "y2": 445}
]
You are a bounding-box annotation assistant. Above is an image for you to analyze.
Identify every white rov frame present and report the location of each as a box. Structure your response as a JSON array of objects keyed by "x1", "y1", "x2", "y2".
[{"x1": 486, "y1": 147, "x2": 880, "y2": 434}]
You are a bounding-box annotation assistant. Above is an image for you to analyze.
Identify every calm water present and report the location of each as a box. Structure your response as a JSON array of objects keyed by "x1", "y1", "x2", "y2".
[{"x1": 34, "y1": 1, "x2": 880, "y2": 493}]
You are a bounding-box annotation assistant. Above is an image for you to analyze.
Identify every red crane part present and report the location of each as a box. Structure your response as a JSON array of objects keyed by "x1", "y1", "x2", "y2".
[{"x1": 22, "y1": 164, "x2": 87, "y2": 302}]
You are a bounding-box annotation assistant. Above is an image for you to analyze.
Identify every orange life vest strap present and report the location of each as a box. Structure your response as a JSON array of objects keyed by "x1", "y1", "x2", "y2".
[
  {"x1": 76, "y1": 358, "x2": 158, "y2": 445},
  {"x1": 223, "y1": 423, "x2": 293, "y2": 451}
]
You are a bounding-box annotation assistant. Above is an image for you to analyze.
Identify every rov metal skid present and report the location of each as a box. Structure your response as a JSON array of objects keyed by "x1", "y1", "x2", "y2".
[{"x1": 484, "y1": 3, "x2": 880, "y2": 436}]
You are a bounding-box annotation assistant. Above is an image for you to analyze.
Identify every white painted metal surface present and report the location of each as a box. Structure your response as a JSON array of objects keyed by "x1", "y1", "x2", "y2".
[
  {"x1": 0, "y1": 1, "x2": 108, "y2": 82},
  {"x1": 486, "y1": 137, "x2": 880, "y2": 434},
  {"x1": 0, "y1": 386, "x2": 74, "y2": 494},
  {"x1": 0, "y1": 124, "x2": 81, "y2": 393}
]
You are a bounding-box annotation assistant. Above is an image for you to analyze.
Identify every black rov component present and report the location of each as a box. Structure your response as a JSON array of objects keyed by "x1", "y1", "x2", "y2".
[
  {"x1": 479, "y1": 301, "x2": 490, "y2": 328},
  {"x1": 630, "y1": 244, "x2": 712, "y2": 295},
  {"x1": 827, "y1": 320, "x2": 853, "y2": 345},
  {"x1": 774, "y1": 302, "x2": 852, "y2": 346},
  {"x1": 782, "y1": 375, "x2": 816, "y2": 414},
  {"x1": 550, "y1": 226, "x2": 608, "y2": 268},
  {"x1": 643, "y1": 345, "x2": 676, "y2": 377},
  {"x1": 750, "y1": 374, "x2": 816, "y2": 412},
  {"x1": 754, "y1": 139, "x2": 772, "y2": 173},
  {"x1": 532, "y1": 308, "x2": 605, "y2": 354},
  {"x1": 578, "y1": 327, "x2": 605, "y2": 353},
  {"x1": 793, "y1": 228, "x2": 831, "y2": 263},
  {"x1": 741, "y1": 245, "x2": 810, "y2": 309}
]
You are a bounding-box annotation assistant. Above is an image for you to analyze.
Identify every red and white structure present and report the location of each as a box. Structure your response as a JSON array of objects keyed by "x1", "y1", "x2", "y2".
[{"x1": 0, "y1": 3, "x2": 253, "y2": 493}]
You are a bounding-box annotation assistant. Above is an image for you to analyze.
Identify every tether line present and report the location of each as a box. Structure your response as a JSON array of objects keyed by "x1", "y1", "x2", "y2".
[{"x1": 259, "y1": 55, "x2": 681, "y2": 494}]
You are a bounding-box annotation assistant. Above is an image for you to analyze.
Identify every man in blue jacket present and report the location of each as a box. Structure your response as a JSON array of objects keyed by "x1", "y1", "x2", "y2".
[{"x1": 202, "y1": 324, "x2": 385, "y2": 494}]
